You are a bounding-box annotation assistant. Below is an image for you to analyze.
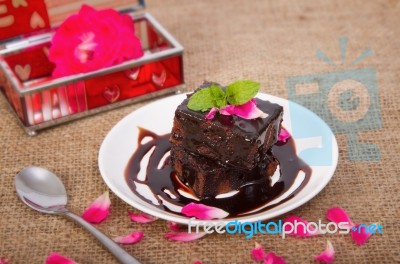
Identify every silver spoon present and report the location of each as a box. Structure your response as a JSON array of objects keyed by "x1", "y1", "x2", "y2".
[{"x1": 15, "y1": 166, "x2": 141, "y2": 264}]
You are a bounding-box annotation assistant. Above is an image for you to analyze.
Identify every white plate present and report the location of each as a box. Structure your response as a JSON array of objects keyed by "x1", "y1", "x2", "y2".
[{"x1": 98, "y1": 93, "x2": 338, "y2": 225}]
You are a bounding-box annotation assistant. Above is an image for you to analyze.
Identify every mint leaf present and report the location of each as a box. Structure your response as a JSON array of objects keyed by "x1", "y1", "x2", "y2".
[
  {"x1": 226, "y1": 80, "x2": 260, "y2": 105},
  {"x1": 187, "y1": 87, "x2": 216, "y2": 112},
  {"x1": 209, "y1": 84, "x2": 227, "y2": 108},
  {"x1": 187, "y1": 80, "x2": 259, "y2": 112}
]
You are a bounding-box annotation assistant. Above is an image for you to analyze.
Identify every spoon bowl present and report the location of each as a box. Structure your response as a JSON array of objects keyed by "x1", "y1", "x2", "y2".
[
  {"x1": 15, "y1": 166, "x2": 67, "y2": 214},
  {"x1": 15, "y1": 166, "x2": 140, "y2": 264}
]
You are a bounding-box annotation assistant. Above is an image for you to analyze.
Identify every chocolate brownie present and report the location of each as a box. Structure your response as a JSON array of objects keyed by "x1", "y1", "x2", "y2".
[
  {"x1": 169, "y1": 82, "x2": 283, "y2": 170},
  {"x1": 170, "y1": 146, "x2": 279, "y2": 199}
]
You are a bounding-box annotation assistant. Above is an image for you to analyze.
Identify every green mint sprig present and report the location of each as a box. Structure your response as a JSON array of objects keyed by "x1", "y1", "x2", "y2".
[{"x1": 187, "y1": 80, "x2": 260, "y2": 112}]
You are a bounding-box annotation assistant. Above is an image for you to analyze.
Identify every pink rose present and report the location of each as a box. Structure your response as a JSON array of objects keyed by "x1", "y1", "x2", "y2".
[{"x1": 49, "y1": 5, "x2": 143, "y2": 78}]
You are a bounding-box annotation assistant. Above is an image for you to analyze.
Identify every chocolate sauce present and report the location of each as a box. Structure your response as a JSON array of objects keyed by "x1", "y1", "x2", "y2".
[{"x1": 125, "y1": 127, "x2": 311, "y2": 216}]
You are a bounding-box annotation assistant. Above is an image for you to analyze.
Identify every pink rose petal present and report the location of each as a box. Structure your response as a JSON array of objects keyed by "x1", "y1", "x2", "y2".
[
  {"x1": 168, "y1": 222, "x2": 182, "y2": 232},
  {"x1": 0, "y1": 258, "x2": 9, "y2": 264},
  {"x1": 327, "y1": 207, "x2": 375, "y2": 246},
  {"x1": 220, "y1": 99, "x2": 268, "y2": 119},
  {"x1": 82, "y1": 191, "x2": 111, "y2": 224},
  {"x1": 164, "y1": 231, "x2": 207, "y2": 242},
  {"x1": 219, "y1": 104, "x2": 235, "y2": 115},
  {"x1": 128, "y1": 211, "x2": 157, "y2": 224},
  {"x1": 193, "y1": 261, "x2": 202, "y2": 264},
  {"x1": 314, "y1": 240, "x2": 335, "y2": 263},
  {"x1": 251, "y1": 242, "x2": 266, "y2": 261},
  {"x1": 205, "y1": 107, "x2": 218, "y2": 120},
  {"x1": 234, "y1": 99, "x2": 268, "y2": 119},
  {"x1": 45, "y1": 252, "x2": 78, "y2": 264},
  {"x1": 113, "y1": 231, "x2": 144, "y2": 245},
  {"x1": 264, "y1": 252, "x2": 286, "y2": 264},
  {"x1": 350, "y1": 224, "x2": 373, "y2": 246},
  {"x1": 278, "y1": 127, "x2": 291, "y2": 143},
  {"x1": 283, "y1": 215, "x2": 322, "y2": 237},
  {"x1": 181, "y1": 202, "x2": 229, "y2": 220},
  {"x1": 326, "y1": 207, "x2": 354, "y2": 227}
]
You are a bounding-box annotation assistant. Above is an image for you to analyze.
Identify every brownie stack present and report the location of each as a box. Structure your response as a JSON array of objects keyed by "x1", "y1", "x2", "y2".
[{"x1": 169, "y1": 82, "x2": 283, "y2": 199}]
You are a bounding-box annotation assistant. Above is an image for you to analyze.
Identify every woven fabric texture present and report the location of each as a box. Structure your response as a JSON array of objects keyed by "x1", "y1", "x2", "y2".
[{"x1": 0, "y1": 0, "x2": 399, "y2": 263}]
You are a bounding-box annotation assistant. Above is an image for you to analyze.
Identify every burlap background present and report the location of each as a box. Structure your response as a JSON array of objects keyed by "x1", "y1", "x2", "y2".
[{"x1": 1, "y1": 0, "x2": 399, "y2": 263}]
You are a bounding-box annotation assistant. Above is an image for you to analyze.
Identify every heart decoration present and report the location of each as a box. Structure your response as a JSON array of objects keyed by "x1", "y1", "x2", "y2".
[
  {"x1": 0, "y1": 14, "x2": 14, "y2": 28},
  {"x1": 14, "y1": 64, "x2": 31, "y2": 81},
  {"x1": 152, "y1": 69, "x2": 167, "y2": 87},
  {"x1": 12, "y1": 0, "x2": 28, "y2": 8},
  {"x1": 30, "y1": 11, "x2": 45, "y2": 29},
  {"x1": 103, "y1": 85, "x2": 120, "y2": 103},
  {"x1": 125, "y1": 67, "x2": 141, "y2": 80}
]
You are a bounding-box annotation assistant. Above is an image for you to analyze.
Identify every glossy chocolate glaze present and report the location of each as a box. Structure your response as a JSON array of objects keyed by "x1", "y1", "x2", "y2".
[
  {"x1": 176, "y1": 96, "x2": 283, "y2": 138},
  {"x1": 125, "y1": 128, "x2": 311, "y2": 216},
  {"x1": 170, "y1": 87, "x2": 283, "y2": 170}
]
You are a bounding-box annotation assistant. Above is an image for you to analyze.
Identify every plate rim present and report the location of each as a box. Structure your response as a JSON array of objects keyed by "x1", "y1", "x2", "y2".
[{"x1": 98, "y1": 92, "x2": 339, "y2": 225}]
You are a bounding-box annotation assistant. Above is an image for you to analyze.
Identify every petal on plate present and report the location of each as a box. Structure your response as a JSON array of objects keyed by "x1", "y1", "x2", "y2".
[
  {"x1": 113, "y1": 231, "x2": 144, "y2": 245},
  {"x1": 45, "y1": 252, "x2": 78, "y2": 264},
  {"x1": 82, "y1": 191, "x2": 111, "y2": 224},
  {"x1": 181, "y1": 202, "x2": 229, "y2": 220},
  {"x1": 164, "y1": 231, "x2": 207, "y2": 242},
  {"x1": 314, "y1": 240, "x2": 335, "y2": 263},
  {"x1": 326, "y1": 207, "x2": 354, "y2": 227},
  {"x1": 263, "y1": 252, "x2": 286, "y2": 264},
  {"x1": 205, "y1": 107, "x2": 218, "y2": 120},
  {"x1": 128, "y1": 211, "x2": 157, "y2": 224},
  {"x1": 251, "y1": 242, "x2": 266, "y2": 261},
  {"x1": 350, "y1": 224, "x2": 373, "y2": 246},
  {"x1": 278, "y1": 127, "x2": 290, "y2": 143},
  {"x1": 283, "y1": 215, "x2": 322, "y2": 237},
  {"x1": 168, "y1": 221, "x2": 182, "y2": 232}
]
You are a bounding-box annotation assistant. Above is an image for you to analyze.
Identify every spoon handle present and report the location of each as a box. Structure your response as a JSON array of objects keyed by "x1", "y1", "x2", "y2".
[{"x1": 63, "y1": 211, "x2": 141, "y2": 264}]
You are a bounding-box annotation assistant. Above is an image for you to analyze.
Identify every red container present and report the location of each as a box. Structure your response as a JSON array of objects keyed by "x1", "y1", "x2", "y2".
[{"x1": 0, "y1": 1, "x2": 184, "y2": 135}]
